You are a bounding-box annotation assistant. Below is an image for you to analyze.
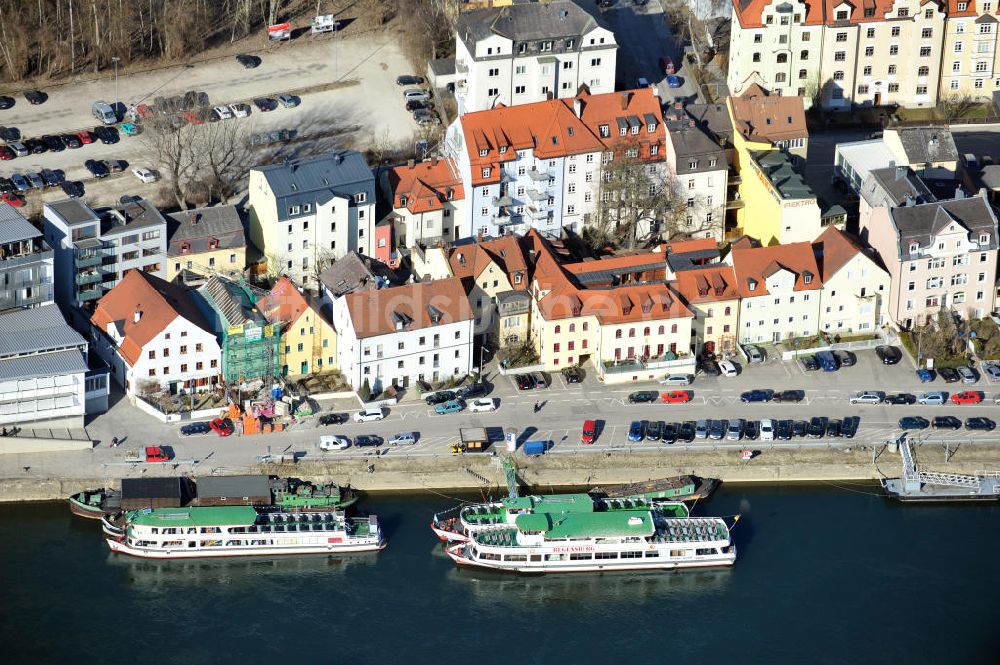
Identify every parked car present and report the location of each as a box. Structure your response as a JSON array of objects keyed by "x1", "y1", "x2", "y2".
[
  {"x1": 951, "y1": 391, "x2": 982, "y2": 404},
  {"x1": 772, "y1": 390, "x2": 804, "y2": 403},
  {"x1": 0, "y1": 96, "x2": 14, "y2": 109},
  {"x1": 826, "y1": 419, "x2": 842, "y2": 438},
  {"x1": 660, "y1": 390, "x2": 691, "y2": 404},
  {"x1": 388, "y1": 432, "x2": 417, "y2": 446},
  {"x1": 94, "y1": 126, "x2": 119, "y2": 144},
  {"x1": 396, "y1": 75, "x2": 425, "y2": 86},
  {"x1": 236, "y1": 54, "x2": 261, "y2": 69},
  {"x1": 666, "y1": 75, "x2": 682, "y2": 88},
  {"x1": 455, "y1": 383, "x2": 490, "y2": 400},
  {"x1": 530, "y1": 372, "x2": 548, "y2": 389},
  {"x1": 708, "y1": 419, "x2": 726, "y2": 440},
  {"x1": 759, "y1": 418, "x2": 775, "y2": 441},
  {"x1": 726, "y1": 419, "x2": 744, "y2": 441},
  {"x1": 103, "y1": 159, "x2": 127, "y2": 173},
  {"x1": 213, "y1": 105, "x2": 234, "y2": 120},
  {"x1": 42, "y1": 135, "x2": 65, "y2": 152},
  {"x1": 694, "y1": 419, "x2": 708, "y2": 439},
  {"x1": 956, "y1": 366, "x2": 977, "y2": 384},
  {"x1": 61, "y1": 133, "x2": 82, "y2": 149},
  {"x1": 849, "y1": 391, "x2": 884, "y2": 405},
  {"x1": 775, "y1": 419, "x2": 793, "y2": 440},
  {"x1": 0, "y1": 177, "x2": 12, "y2": 193},
  {"x1": 981, "y1": 361, "x2": 1000, "y2": 381},
  {"x1": 799, "y1": 354, "x2": 819, "y2": 372},
  {"x1": 132, "y1": 167, "x2": 158, "y2": 183},
  {"x1": 424, "y1": 391, "x2": 456, "y2": 405},
  {"x1": 468, "y1": 398, "x2": 498, "y2": 413},
  {"x1": 628, "y1": 390, "x2": 659, "y2": 404},
  {"x1": 808, "y1": 417, "x2": 827, "y2": 438},
  {"x1": 414, "y1": 110, "x2": 441, "y2": 126},
  {"x1": 875, "y1": 345, "x2": 902, "y2": 365},
  {"x1": 744, "y1": 420, "x2": 759, "y2": 440},
  {"x1": 24, "y1": 138, "x2": 46, "y2": 154},
  {"x1": 210, "y1": 417, "x2": 234, "y2": 436},
  {"x1": 10, "y1": 174, "x2": 29, "y2": 192},
  {"x1": 581, "y1": 419, "x2": 598, "y2": 444},
  {"x1": 661, "y1": 422, "x2": 677, "y2": 444},
  {"x1": 0, "y1": 126, "x2": 20, "y2": 142},
  {"x1": 965, "y1": 417, "x2": 996, "y2": 431},
  {"x1": 76, "y1": 130, "x2": 94, "y2": 144},
  {"x1": 883, "y1": 393, "x2": 916, "y2": 405},
  {"x1": 792, "y1": 420, "x2": 809, "y2": 438},
  {"x1": 644, "y1": 420, "x2": 661, "y2": 441},
  {"x1": 678, "y1": 421, "x2": 696, "y2": 442},
  {"x1": 697, "y1": 358, "x2": 721, "y2": 376},
  {"x1": 842, "y1": 416, "x2": 859, "y2": 439},
  {"x1": 899, "y1": 416, "x2": 930, "y2": 430},
  {"x1": 354, "y1": 407, "x2": 386, "y2": 423},
  {"x1": 833, "y1": 350, "x2": 856, "y2": 367},
  {"x1": 434, "y1": 399, "x2": 465, "y2": 415},
  {"x1": 627, "y1": 421, "x2": 645, "y2": 442},
  {"x1": 354, "y1": 435, "x2": 383, "y2": 448},
  {"x1": 659, "y1": 373, "x2": 692, "y2": 386},
  {"x1": 916, "y1": 391, "x2": 947, "y2": 405},
  {"x1": 144, "y1": 446, "x2": 170, "y2": 462},
  {"x1": 403, "y1": 89, "x2": 431, "y2": 102},
  {"x1": 406, "y1": 100, "x2": 432, "y2": 112},
  {"x1": 1, "y1": 192, "x2": 24, "y2": 207},
  {"x1": 939, "y1": 367, "x2": 960, "y2": 383},
  {"x1": 316, "y1": 411, "x2": 347, "y2": 426},
  {"x1": 514, "y1": 374, "x2": 536, "y2": 391},
  {"x1": 276, "y1": 94, "x2": 300, "y2": 108},
  {"x1": 933, "y1": 416, "x2": 962, "y2": 430},
  {"x1": 252, "y1": 97, "x2": 277, "y2": 112},
  {"x1": 718, "y1": 360, "x2": 738, "y2": 377},
  {"x1": 916, "y1": 368, "x2": 935, "y2": 383},
  {"x1": 180, "y1": 422, "x2": 211, "y2": 436},
  {"x1": 561, "y1": 366, "x2": 584, "y2": 384},
  {"x1": 229, "y1": 103, "x2": 251, "y2": 118},
  {"x1": 319, "y1": 435, "x2": 351, "y2": 451},
  {"x1": 816, "y1": 350, "x2": 838, "y2": 372},
  {"x1": 743, "y1": 344, "x2": 764, "y2": 363},
  {"x1": 25, "y1": 172, "x2": 44, "y2": 189},
  {"x1": 60, "y1": 181, "x2": 84, "y2": 198},
  {"x1": 23, "y1": 90, "x2": 46, "y2": 105},
  {"x1": 740, "y1": 389, "x2": 773, "y2": 403},
  {"x1": 0, "y1": 145, "x2": 15, "y2": 160},
  {"x1": 40, "y1": 169, "x2": 62, "y2": 187},
  {"x1": 9, "y1": 142, "x2": 27, "y2": 157}
]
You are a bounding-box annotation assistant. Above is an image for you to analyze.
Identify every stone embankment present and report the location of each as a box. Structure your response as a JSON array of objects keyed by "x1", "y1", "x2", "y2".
[{"x1": 2, "y1": 444, "x2": 998, "y2": 502}]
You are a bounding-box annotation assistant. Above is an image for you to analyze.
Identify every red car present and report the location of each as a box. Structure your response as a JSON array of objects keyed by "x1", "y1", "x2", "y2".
[
  {"x1": 661, "y1": 390, "x2": 692, "y2": 404},
  {"x1": 2, "y1": 193, "x2": 24, "y2": 207},
  {"x1": 951, "y1": 391, "x2": 983, "y2": 404},
  {"x1": 210, "y1": 417, "x2": 234, "y2": 436},
  {"x1": 76, "y1": 130, "x2": 94, "y2": 145},
  {"x1": 145, "y1": 446, "x2": 169, "y2": 462},
  {"x1": 136, "y1": 103, "x2": 154, "y2": 119},
  {"x1": 582, "y1": 419, "x2": 597, "y2": 444},
  {"x1": 183, "y1": 110, "x2": 205, "y2": 125},
  {"x1": 0, "y1": 145, "x2": 14, "y2": 160}
]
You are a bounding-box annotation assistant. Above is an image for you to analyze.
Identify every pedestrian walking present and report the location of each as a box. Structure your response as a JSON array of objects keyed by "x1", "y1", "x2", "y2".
[
  {"x1": 111, "y1": 436, "x2": 119, "y2": 448},
  {"x1": 533, "y1": 401, "x2": 540, "y2": 413}
]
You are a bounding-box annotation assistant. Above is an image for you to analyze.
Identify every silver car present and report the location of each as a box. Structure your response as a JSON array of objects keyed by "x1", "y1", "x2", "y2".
[
  {"x1": 694, "y1": 419, "x2": 708, "y2": 439},
  {"x1": 982, "y1": 361, "x2": 1000, "y2": 381},
  {"x1": 744, "y1": 345, "x2": 765, "y2": 363},
  {"x1": 726, "y1": 419, "x2": 745, "y2": 441},
  {"x1": 388, "y1": 432, "x2": 416, "y2": 446},
  {"x1": 956, "y1": 366, "x2": 977, "y2": 384},
  {"x1": 916, "y1": 391, "x2": 946, "y2": 405}
]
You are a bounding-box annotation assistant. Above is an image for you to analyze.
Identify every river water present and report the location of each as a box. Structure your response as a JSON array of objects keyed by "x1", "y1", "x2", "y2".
[{"x1": 2, "y1": 483, "x2": 997, "y2": 664}]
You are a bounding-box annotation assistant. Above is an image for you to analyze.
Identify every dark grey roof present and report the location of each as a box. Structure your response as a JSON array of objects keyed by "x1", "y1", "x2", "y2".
[
  {"x1": 198, "y1": 276, "x2": 269, "y2": 327},
  {"x1": 975, "y1": 13, "x2": 998, "y2": 23},
  {"x1": 864, "y1": 166, "x2": 936, "y2": 207},
  {"x1": 429, "y1": 57, "x2": 455, "y2": 76},
  {"x1": 196, "y1": 475, "x2": 271, "y2": 499},
  {"x1": 495, "y1": 289, "x2": 531, "y2": 305},
  {"x1": 457, "y1": 0, "x2": 607, "y2": 51},
  {"x1": 889, "y1": 194, "x2": 999, "y2": 257},
  {"x1": 683, "y1": 103, "x2": 734, "y2": 143},
  {"x1": 121, "y1": 477, "x2": 193, "y2": 502},
  {"x1": 574, "y1": 260, "x2": 665, "y2": 286},
  {"x1": 752, "y1": 150, "x2": 814, "y2": 199},
  {"x1": 664, "y1": 118, "x2": 727, "y2": 174},
  {"x1": 893, "y1": 127, "x2": 959, "y2": 165},
  {"x1": 979, "y1": 165, "x2": 1000, "y2": 190},
  {"x1": 166, "y1": 205, "x2": 245, "y2": 257},
  {"x1": 0, "y1": 202, "x2": 42, "y2": 244},
  {"x1": 254, "y1": 151, "x2": 374, "y2": 222},
  {"x1": 667, "y1": 248, "x2": 721, "y2": 273},
  {"x1": 45, "y1": 198, "x2": 100, "y2": 227},
  {"x1": 319, "y1": 252, "x2": 399, "y2": 297},
  {"x1": 0, "y1": 305, "x2": 85, "y2": 358},
  {"x1": 0, "y1": 348, "x2": 88, "y2": 382},
  {"x1": 101, "y1": 199, "x2": 167, "y2": 236}
]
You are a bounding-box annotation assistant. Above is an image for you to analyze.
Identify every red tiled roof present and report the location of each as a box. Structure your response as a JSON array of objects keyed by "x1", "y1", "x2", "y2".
[
  {"x1": 730, "y1": 85, "x2": 808, "y2": 144},
  {"x1": 730, "y1": 242, "x2": 823, "y2": 298},
  {"x1": 343, "y1": 277, "x2": 473, "y2": 339},
  {"x1": 460, "y1": 88, "x2": 665, "y2": 186},
  {"x1": 388, "y1": 159, "x2": 464, "y2": 214},
  {"x1": 563, "y1": 251, "x2": 666, "y2": 275},
  {"x1": 91, "y1": 270, "x2": 213, "y2": 366},
  {"x1": 661, "y1": 238, "x2": 718, "y2": 254},
  {"x1": 673, "y1": 266, "x2": 740, "y2": 304},
  {"x1": 256, "y1": 276, "x2": 311, "y2": 325},
  {"x1": 447, "y1": 235, "x2": 527, "y2": 284},
  {"x1": 812, "y1": 226, "x2": 870, "y2": 282},
  {"x1": 734, "y1": 0, "x2": 944, "y2": 29}
]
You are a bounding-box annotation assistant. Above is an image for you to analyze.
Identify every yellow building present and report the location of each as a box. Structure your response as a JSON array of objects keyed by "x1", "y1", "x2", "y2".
[
  {"x1": 673, "y1": 266, "x2": 741, "y2": 356},
  {"x1": 166, "y1": 205, "x2": 246, "y2": 282},
  {"x1": 256, "y1": 276, "x2": 337, "y2": 377}
]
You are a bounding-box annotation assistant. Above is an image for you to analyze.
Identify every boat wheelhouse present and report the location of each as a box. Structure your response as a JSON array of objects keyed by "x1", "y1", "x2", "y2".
[
  {"x1": 106, "y1": 506, "x2": 385, "y2": 559},
  {"x1": 445, "y1": 508, "x2": 735, "y2": 574},
  {"x1": 431, "y1": 493, "x2": 689, "y2": 543}
]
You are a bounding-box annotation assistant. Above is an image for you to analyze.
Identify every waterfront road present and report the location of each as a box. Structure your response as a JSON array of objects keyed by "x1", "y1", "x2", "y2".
[{"x1": 5, "y1": 346, "x2": 1000, "y2": 481}]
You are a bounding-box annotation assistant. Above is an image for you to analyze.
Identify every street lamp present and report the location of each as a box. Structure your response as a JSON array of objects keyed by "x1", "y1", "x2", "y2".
[{"x1": 112, "y1": 57, "x2": 120, "y2": 118}]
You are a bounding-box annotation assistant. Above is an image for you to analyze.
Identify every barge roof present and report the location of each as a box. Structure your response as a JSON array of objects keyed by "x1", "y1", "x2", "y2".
[
  {"x1": 515, "y1": 510, "x2": 655, "y2": 539},
  {"x1": 130, "y1": 506, "x2": 257, "y2": 527},
  {"x1": 502, "y1": 493, "x2": 594, "y2": 512}
]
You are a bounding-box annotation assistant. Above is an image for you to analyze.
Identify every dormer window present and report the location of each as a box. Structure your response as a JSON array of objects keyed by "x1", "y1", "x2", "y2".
[
  {"x1": 620, "y1": 127, "x2": 627, "y2": 136},
  {"x1": 748, "y1": 278, "x2": 758, "y2": 291},
  {"x1": 980, "y1": 233, "x2": 990, "y2": 245},
  {"x1": 647, "y1": 123, "x2": 656, "y2": 133},
  {"x1": 289, "y1": 205, "x2": 300, "y2": 215},
  {"x1": 446, "y1": 188, "x2": 454, "y2": 200},
  {"x1": 400, "y1": 195, "x2": 407, "y2": 207},
  {"x1": 909, "y1": 242, "x2": 920, "y2": 253},
  {"x1": 803, "y1": 270, "x2": 813, "y2": 284},
  {"x1": 482, "y1": 167, "x2": 491, "y2": 178},
  {"x1": 479, "y1": 148, "x2": 488, "y2": 157},
  {"x1": 630, "y1": 125, "x2": 639, "y2": 135},
  {"x1": 499, "y1": 146, "x2": 507, "y2": 154},
  {"x1": 179, "y1": 242, "x2": 190, "y2": 254},
  {"x1": 208, "y1": 238, "x2": 219, "y2": 250},
  {"x1": 836, "y1": 9, "x2": 848, "y2": 19},
  {"x1": 354, "y1": 192, "x2": 367, "y2": 203},
  {"x1": 514, "y1": 273, "x2": 522, "y2": 285}
]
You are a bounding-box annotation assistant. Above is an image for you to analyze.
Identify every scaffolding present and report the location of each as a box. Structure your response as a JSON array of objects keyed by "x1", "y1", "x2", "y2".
[{"x1": 199, "y1": 275, "x2": 282, "y2": 384}]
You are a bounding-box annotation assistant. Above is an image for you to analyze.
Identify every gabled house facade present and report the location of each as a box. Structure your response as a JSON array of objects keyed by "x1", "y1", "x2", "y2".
[
  {"x1": 380, "y1": 158, "x2": 467, "y2": 251},
  {"x1": 256, "y1": 276, "x2": 337, "y2": 377},
  {"x1": 166, "y1": 205, "x2": 246, "y2": 282},
  {"x1": 673, "y1": 265, "x2": 741, "y2": 356},
  {"x1": 813, "y1": 226, "x2": 891, "y2": 334}
]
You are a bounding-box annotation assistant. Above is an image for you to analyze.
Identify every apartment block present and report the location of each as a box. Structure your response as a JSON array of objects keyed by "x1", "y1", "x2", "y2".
[
  {"x1": 378, "y1": 158, "x2": 467, "y2": 251},
  {"x1": 454, "y1": 0, "x2": 617, "y2": 114}
]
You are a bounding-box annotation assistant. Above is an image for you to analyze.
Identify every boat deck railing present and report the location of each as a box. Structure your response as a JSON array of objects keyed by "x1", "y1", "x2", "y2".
[{"x1": 473, "y1": 528, "x2": 520, "y2": 547}]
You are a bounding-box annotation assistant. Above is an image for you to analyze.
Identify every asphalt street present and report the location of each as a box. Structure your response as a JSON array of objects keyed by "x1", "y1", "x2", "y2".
[{"x1": 7, "y1": 345, "x2": 1000, "y2": 481}]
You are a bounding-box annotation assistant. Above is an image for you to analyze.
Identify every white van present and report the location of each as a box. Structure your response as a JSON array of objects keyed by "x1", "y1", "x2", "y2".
[
  {"x1": 92, "y1": 101, "x2": 117, "y2": 124},
  {"x1": 354, "y1": 407, "x2": 386, "y2": 423},
  {"x1": 759, "y1": 419, "x2": 775, "y2": 441}
]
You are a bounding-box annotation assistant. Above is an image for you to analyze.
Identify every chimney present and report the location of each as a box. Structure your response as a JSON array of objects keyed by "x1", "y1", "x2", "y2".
[
  {"x1": 189, "y1": 212, "x2": 200, "y2": 224},
  {"x1": 477, "y1": 228, "x2": 485, "y2": 242},
  {"x1": 620, "y1": 92, "x2": 630, "y2": 110},
  {"x1": 895, "y1": 165, "x2": 907, "y2": 181},
  {"x1": 365, "y1": 257, "x2": 372, "y2": 269},
  {"x1": 574, "y1": 97, "x2": 584, "y2": 118},
  {"x1": 407, "y1": 159, "x2": 415, "y2": 169},
  {"x1": 431, "y1": 157, "x2": 439, "y2": 166},
  {"x1": 955, "y1": 186, "x2": 965, "y2": 200},
  {"x1": 688, "y1": 119, "x2": 695, "y2": 127},
  {"x1": 133, "y1": 308, "x2": 142, "y2": 324}
]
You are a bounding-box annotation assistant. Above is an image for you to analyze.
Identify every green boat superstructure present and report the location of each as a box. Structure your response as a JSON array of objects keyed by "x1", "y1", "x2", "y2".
[{"x1": 272, "y1": 479, "x2": 357, "y2": 511}]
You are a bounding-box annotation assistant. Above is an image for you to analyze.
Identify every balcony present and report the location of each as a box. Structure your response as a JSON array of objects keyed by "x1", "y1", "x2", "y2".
[
  {"x1": 492, "y1": 195, "x2": 514, "y2": 207},
  {"x1": 0, "y1": 249, "x2": 53, "y2": 269},
  {"x1": 78, "y1": 287, "x2": 103, "y2": 302},
  {"x1": 528, "y1": 168, "x2": 553, "y2": 182},
  {"x1": 526, "y1": 188, "x2": 549, "y2": 202},
  {"x1": 75, "y1": 270, "x2": 103, "y2": 286},
  {"x1": 726, "y1": 198, "x2": 745, "y2": 210},
  {"x1": 76, "y1": 252, "x2": 103, "y2": 268}
]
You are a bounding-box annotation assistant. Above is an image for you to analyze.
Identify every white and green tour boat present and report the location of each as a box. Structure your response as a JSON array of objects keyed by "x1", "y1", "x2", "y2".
[
  {"x1": 106, "y1": 506, "x2": 385, "y2": 559},
  {"x1": 445, "y1": 508, "x2": 736, "y2": 574},
  {"x1": 431, "y1": 493, "x2": 690, "y2": 543}
]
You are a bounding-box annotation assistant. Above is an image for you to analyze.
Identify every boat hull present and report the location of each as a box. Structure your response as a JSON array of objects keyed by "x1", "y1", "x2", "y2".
[
  {"x1": 107, "y1": 538, "x2": 387, "y2": 559},
  {"x1": 69, "y1": 496, "x2": 106, "y2": 519},
  {"x1": 430, "y1": 520, "x2": 469, "y2": 543},
  {"x1": 445, "y1": 544, "x2": 736, "y2": 574}
]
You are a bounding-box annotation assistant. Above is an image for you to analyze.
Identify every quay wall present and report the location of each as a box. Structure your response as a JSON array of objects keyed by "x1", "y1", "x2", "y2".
[{"x1": 1, "y1": 444, "x2": 998, "y2": 502}]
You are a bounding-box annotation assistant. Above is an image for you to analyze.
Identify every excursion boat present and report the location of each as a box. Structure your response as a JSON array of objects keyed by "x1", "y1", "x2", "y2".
[
  {"x1": 445, "y1": 508, "x2": 736, "y2": 574},
  {"x1": 105, "y1": 506, "x2": 385, "y2": 559},
  {"x1": 272, "y1": 478, "x2": 357, "y2": 511},
  {"x1": 598, "y1": 475, "x2": 719, "y2": 502},
  {"x1": 68, "y1": 488, "x2": 121, "y2": 519},
  {"x1": 430, "y1": 493, "x2": 690, "y2": 543}
]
